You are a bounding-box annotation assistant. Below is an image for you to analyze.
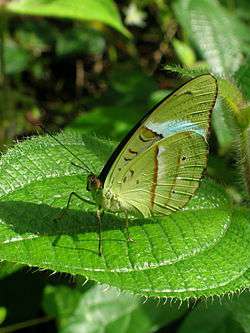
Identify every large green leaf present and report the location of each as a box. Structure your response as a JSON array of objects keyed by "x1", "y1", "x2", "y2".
[
  {"x1": 174, "y1": 0, "x2": 247, "y2": 76},
  {"x1": 0, "y1": 132, "x2": 249, "y2": 299},
  {"x1": 7, "y1": 0, "x2": 130, "y2": 37},
  {"x1": 43, "y1": 284, "x2": 187, "y2": 333}
]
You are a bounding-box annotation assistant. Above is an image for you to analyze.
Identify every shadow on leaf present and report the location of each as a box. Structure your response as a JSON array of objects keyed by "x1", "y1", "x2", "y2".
[{"x1": 0, "y1": 200, "x2": 159, "y2": 256}]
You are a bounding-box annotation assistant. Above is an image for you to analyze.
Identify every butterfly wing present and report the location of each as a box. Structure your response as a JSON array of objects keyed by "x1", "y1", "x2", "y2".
[
  {"x1": 111, "y1": 131, "x2": 207, "y2": 217},
  {"x1": 101, "y1": 74, "x2": 217, "y2": 216}
]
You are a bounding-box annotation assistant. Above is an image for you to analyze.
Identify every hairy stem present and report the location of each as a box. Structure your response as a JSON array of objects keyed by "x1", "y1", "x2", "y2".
[{"x1": 240, "y1": 127, "x2": 250, "y2": 196}]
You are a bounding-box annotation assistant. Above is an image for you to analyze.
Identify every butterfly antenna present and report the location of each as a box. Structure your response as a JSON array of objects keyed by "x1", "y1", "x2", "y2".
[{"x1": 38, "y1": 125, "x2": 94, "y2": 174}]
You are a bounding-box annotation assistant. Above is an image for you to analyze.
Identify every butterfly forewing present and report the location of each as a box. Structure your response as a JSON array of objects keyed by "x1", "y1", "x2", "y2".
[{"x1": 101, "y1": 74, "x2": 217, "y2": 217}]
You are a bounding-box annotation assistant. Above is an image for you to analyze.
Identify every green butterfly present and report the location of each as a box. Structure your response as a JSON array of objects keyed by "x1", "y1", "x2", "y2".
[{"x1": 61, "y1": 74, "x2": 218, "y2": 256}]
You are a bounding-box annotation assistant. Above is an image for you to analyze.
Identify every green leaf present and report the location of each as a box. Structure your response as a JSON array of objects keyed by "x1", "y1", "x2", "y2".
[
  {"x1": 178, "y1": 300, "x2": 244, "y2": 333},
  {"x1": 226, "y1": 292, "x2": 250, "y2": 333},
  {"x1": 0, "y1": 132, "x2": 249, "y2": 299},
  {"x1": 178, "y1": 292, "x2": 250, "y2": 333},
  {"x1": 7, "y1": 0, "x2": 130, "y2": 37},
  {"x1": 43, "y1": 284, "x2": 187, "y2": 333},
  {"x1": 174, "y1": 0, "x2": 246, "y2": 76}
]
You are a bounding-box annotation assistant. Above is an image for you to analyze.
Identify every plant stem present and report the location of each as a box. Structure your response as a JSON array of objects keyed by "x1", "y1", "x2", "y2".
[{"x1": 0, "y1": 316, "x2": 54, "y2": 333}]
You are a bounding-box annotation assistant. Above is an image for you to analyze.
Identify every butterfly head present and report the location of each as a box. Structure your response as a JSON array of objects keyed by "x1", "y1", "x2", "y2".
[
  {"x1": 87, "y1": 174, "x2": 104, "y2": 206},
  {"x1": 87, "y1": 174, "x2": 103, "y2": 192}
]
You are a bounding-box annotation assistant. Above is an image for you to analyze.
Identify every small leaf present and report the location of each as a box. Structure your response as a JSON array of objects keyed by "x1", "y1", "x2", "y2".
[
  {"x1": 7, "y1": 0, "x2": 130, "y2": 37},
  {"x1": 0, "y1": 132, "x2": 248, "y2": 299}
]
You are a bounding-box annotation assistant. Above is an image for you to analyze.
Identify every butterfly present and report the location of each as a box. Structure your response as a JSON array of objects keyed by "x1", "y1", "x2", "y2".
[{"x1": 59, "y1": 74, "x2": 218, "y2": 256}]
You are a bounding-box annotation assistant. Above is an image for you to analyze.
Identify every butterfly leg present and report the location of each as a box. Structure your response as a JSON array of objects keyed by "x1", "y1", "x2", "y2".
[
  {"x1": 96, "y1": 208, "x2": 103, "y2": 256},
  {"x1": 125, "y1": 212, "x2": 134, "y2": 242},
  {"x1": 56, "y1": 192, "x2": 95, "y2": 221}
]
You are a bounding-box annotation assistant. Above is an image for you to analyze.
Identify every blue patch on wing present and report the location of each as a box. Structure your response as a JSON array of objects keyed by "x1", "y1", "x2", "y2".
[{"x1": 146, "y1": 120, "x2": 206, "y2": 138}]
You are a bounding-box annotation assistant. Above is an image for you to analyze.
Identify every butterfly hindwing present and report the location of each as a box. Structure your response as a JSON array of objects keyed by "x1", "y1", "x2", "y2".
[{"x1": 114, "y1": 132, "x2": 207, "y2": 217}]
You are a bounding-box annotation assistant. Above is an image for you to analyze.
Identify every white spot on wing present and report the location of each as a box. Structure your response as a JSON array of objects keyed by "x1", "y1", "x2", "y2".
[{"x1": 147, "y1": 120, "x2": 206, "y2": 138}]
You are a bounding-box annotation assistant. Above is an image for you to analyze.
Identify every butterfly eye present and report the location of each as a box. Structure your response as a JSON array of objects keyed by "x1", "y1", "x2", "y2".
[{"x1": 87, "y1": 174, "x2": 102, "y2": 191}]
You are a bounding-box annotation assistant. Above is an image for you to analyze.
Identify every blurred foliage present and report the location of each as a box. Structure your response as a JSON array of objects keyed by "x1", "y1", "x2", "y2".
[
  {"x1": 43, "y1": 284, "x2": 187, "y2": 333},
  {"x1": 0, "y1": 0, "x2": 249, "y2": 332}
]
